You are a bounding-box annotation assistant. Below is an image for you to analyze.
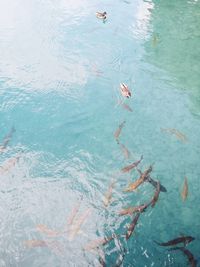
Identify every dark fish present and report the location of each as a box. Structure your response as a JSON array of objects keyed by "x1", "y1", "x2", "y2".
[
  {"x1": 155, "y1": 236, "x2": 195, "y2": 247},
  {"x1": 147, "y1": 175, "x2": 167, "y2": 192},
  {"x1": 112, "y1": 240, "x2": 127, "y2": 267},
  {"x1": 150, "y1": 181, "x2": 160, "y2": 207},
  {"x1": 0, "y1": 127, "x2": 15, "y2": 152},
  {"x1": 121, "y1": 155, "x2": 143, "y2": 173},
  {"x1": 119, "y1": 203, "x2": 148, "y2": 216},
  {"x1": 125, "y1": 212, "x2": 140, "y2": 240},
  {"x1": 169, "y1": 247, "x2": 197, "y2": 267},
  {"x1": 124, "y1": 164, "x2": 152, "y2": 192}
]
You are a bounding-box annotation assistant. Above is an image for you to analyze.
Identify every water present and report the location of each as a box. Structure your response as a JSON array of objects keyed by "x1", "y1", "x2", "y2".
[{"x1": 0, "y1": 0, "x2": 200, "y2": 266}]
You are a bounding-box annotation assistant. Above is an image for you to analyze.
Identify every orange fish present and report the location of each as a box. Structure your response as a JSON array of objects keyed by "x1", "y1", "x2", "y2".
[
  {"x1": 24, "y1": 240, "x2": 47, "y2": 248},
  {"x1": 119, "y1": 203, "x2": 148, "y2": 216},
  {"x1": 0, "y1": 154, "x2": 20, "y2": 174},
  {"x1": 181, "y1": 177, "x2": 188, "y2": 201},
  {"x1": 121, "y1": 103, "x2": 133, "y2": 112},
  {"x1": 68, "y1": 208, "x2": 91, "y2": 241},
  {"x1": 124, "y1": 164, "x2": 152, "y2": 192},
  {"x1": 121, "y1": 155, "x2": 143, "y2": 173},
  {"x1": 36, "y1": 224, "x2": 60, "y2": 237},
  {"x1": 0, "y1": 127, "x2": 15, "y2": 153}
]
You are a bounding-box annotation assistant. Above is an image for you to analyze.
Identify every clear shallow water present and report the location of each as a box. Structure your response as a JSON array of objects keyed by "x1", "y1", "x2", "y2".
[{"x1": 0, "y1": 0, "x2": 200, "y2": 266}]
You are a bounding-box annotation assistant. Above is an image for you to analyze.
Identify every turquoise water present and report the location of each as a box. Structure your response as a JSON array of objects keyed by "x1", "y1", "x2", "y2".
[{"x1": 0, "y1": 0, "x2": 200, "y2": 266}]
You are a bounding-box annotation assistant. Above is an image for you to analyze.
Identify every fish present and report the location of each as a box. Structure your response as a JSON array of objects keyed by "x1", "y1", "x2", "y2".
[
  {"x1": 161, "y1": 128, "x2": 188, "y2": 143},
  {"x1": 118, "y1": 142, "x2": 130, "y2": 159},
  {"x1": 169, "y1": 247, "x2": 197, "y2": 267},
  {"x1": 112, "y1": 239, "x2": 127, "y2": 267},
  {"x1": 146, "y1": 175, "x2": 167, "y2": 192},
  {"x1": 155, "y1": 235, "x2": 195, "y2": 247},
  {"x1": 0, "y1": 127, "x2": 15, "y2": 153},
  {"x1": 84, "y1": 235, "x2": 115, "y2": 251},
  {"x1": 181, "y1": 177, "x2": 188, "y2": 201},
  {"x1": 24, "y1": 240, "x2": 47, "y2": 248},
  {"x1": 96, "y1": 12, "x2": 107, "y2": 20},
  {"x1": 103, "y1": 180, "x2": 116, "y2": 207},
  {"x1": 150, "y1": 181, "x2": 160, "y2": 207},
  {"x1": 124, "y1": 164, "x2": 152, "y2": 192},
  {"x1": 67, "y1": 199, "x2": 82, "y2": 226},
  {"x1": 118, "y1": 203, "x2": 148, "y2": 216},
  {"x1": 125, "y1": 212, "x2": 140, "y2": 240},
  {"x1": 121, "y1": 103, "x2": 133, "y2": 112},
  {"x1": 36, "y1": 224, "x2": 60, "y2": 237},
  {"x1": 120, "y1": 83, "x2": 131, "y2": 98},
  {"x1": 68, "y1": 208, "x2": 91, "y2": 241},
  {"x1": 0, "y1": 154, "x2": 20, "y2": 174},
  {"x1": 114, "y1": 121, "x2": 126, "y2": 140},
  {"x1": 121, "y1": 155, "x2": 143, "y2": 173}
]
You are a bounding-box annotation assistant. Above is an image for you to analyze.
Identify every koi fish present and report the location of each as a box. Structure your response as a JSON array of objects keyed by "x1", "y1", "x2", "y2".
[
  {"x1": 169, "y1": 247, "x2": 197, "y2": 267},
  {"x1": 84, "y1": 235, "x2": 115, "y2": 251},
  {"x1": 124, "y1": 164, "x2": 152, "y2": 192},
  {"x1": 96, "y1": 12, "x2": 107, "y2": 20},
  {"x1": 155, "y1": 235, "x2": 195, "y2": 247},
  {"x1": 113, "y1": 239, "x2": 127, "y2": 267},
  {"x1": 36, "y1": 224, "x2": 60, "y2": 237},
  {"x1": 146, "y1": 176, "x2": 167, "y2": 192},
  {"x1": 114, "y1": 121, "x2": 126, "y2": 140},
  {"x1": 68, "y1": 208, "x2": 91, "y2": 241},
  {"x1": 103, "y1": 180, "x2": 116, "y2": 207},
  {"x1": 181, "y1": 177, "x2": 188, "y2": 201},
  {"x1": 125, "y1": 212, "x2": 140, "y2": 240},
  {"x1": 121, "y1": 103, "x2": 133, "y2": 112},
  {"x1": 118, "y1": 142, "x2": 130, "y2": 159},
  {"x1": 161, "y1": 128, "x2": 188, "y2": 143},
  {"x1": 121, "y1": 155, "x2": 143, "y2": 173},
  {"x1": 120, "y1": 83, "x2": 131, "y2": 98},
  {"x1": 119, "y1": 203, "x2": 148, "y2": 216},
  {"x1": 150, "y1": 181, "x2": 160, "y2": 207}
]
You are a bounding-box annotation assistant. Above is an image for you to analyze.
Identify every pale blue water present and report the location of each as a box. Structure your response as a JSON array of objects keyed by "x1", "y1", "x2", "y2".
[{"x1": 0, "y1": 0, "x2": 200, "y2": 266}]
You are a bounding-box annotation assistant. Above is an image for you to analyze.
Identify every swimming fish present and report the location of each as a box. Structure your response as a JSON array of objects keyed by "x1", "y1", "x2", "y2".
[
  {"x1": 114, "y1": 121, "x2": 126, "y2": 141},
  {"x1": 124, "y1": 164, "x2": 152, "y2": 192},
  {"x1": 103, "y1": 180, "x2": 116, "y2": 207},
  {"x1": 67, "y1": 199, "x2": 82, "y2": 227},
  {"x1": 0, "y1": 154, "x2": 20, "y2": 174},
  {"x1": 125, "y1": 212, "x2": 140, "y2": 240},
  {"x1": 121, "y1": 155, "x2": 143, "y2": 173},
  {"x1": 120, "y1": 83, "x2": 131, "y2": 98},
  {"x1": 169, "y1": 247, "x2": 197, "y2": 267},
  {"x1": 24, "y1": 240, "x2": 47, "y2": 248},
  {"x1": 0, "y1": 127, "x2": 15, "y2": 153},
  {"x1": 146, "y1": 175, "x2": 167, "y2": 192},
  {"x1": 118, "y1": 203, "x2": 148, "y2": 216},
  {"x1": 84, "y1": 235, "x2": 115, "y2": 251},
  {"x1": 155, "y1": 235, "x2": 195, "y2": 247},
  {"x1": 68, "y1": 208, "x2": 91, "y2": 241},
  {"x1": 181, "y1": 176, "x2": 188, "y2": 201},
  {"x1": 118, "y1": 142, "x2": 130, "y2": 159},
  {"x1": 36, "y1": 224, "x2": 60, "y2": 237},
  {"x1": 150, "y1": 181, "x2": 160, "y2": 207},
  {"x1": 161, "y1": 128, "x2": 188, "y2": 143},
  {"x1": 121, "y1": 103, "x2": 133, "y2": 112},
  {"x1": 96, "y1": 12, "x2": 107, "y2": 20}
]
